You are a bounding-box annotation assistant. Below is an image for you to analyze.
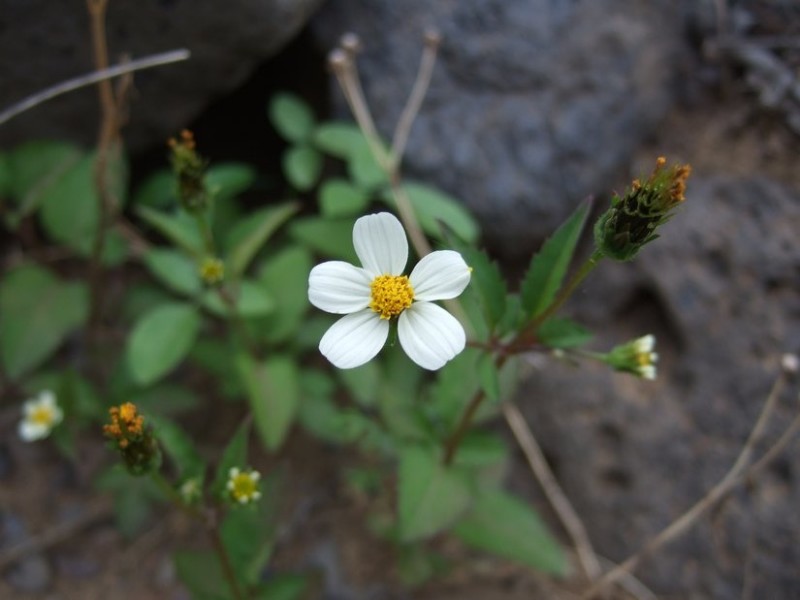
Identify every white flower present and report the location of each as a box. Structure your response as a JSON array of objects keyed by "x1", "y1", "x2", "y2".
[
  {"x1": 18, "y1": 391, "x2": 63, "y2": 442},
  {"x1": 308, "y1": 212, "x2": 471, "y2": 370},
  {"x1": 227, "y1": 467, "x2": 262, "y2": 504}
]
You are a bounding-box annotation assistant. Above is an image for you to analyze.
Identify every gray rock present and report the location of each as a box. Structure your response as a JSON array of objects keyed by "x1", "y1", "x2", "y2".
[
  {"x1": 519, "y1": 177, "x2": 800, "y2": 598},
  {"x1": 0, "y1": 0, "x2": 324, "y2": 151},
  {"x1": 311, "y1": 0, "x2": 691, "y2": 257},
  {"x1": 1, "y1": 512, "x2": 52, "y2": 593}
]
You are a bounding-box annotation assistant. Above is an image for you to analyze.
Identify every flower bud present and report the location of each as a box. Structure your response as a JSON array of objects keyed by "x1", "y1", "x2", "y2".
[
  {"x1": 594, "y1": 157, "x2": 691, "y2": 261},
  {"x1": 604, "y1": 335, "x2": 659, "y2": 380},
  {"x1": 168, "y1": 130, "x2": 210, "y2": 214},
  {"x1": 103, "y1": 403, "x2": 161, "y2": 476}
]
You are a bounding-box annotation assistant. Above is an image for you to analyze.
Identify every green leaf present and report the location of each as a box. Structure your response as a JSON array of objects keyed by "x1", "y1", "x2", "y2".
[
  {"x1": 0, "y1": 265, "x2": 88, "y2": 379},
  {"x1": 212, "y1": 419, "x2": 251, "y2": 498},
  {"x1": 269, "y1": 93, "x2": 316, "y2": 143},
  {"x1": 132, "y1": 383, "x2": 199, "y2": 416},
  {"x1": 536, "y1": 317, "x2": 593, "y2": 349},
  {"x1": 224, "y1": 202, "x2": 299, "y2": 279},
  {"x1": 142, "y1": 248, "x2": 202, "y2": 296},
  {"x1": 237, "y1": 354, "x2": 299, "y2": 451},
  {"x1": 37, "y1": 153, "x2": 98, "y2": 244},
  {"x1": 95, "y1": 466, "x2": 164, "y2": 539},
  {"x1": 521, "y1": 200, "x2": 590, "y2": 319},
  {"x1": 348, "y1": 140, "x2": 387, "y2": 189},
  {"x1": 477, "y1": 354, "x2": 500, "y2": 403},
  {"x1": 283, "y1": 145, "x2": 322, "y2": 191},
  {"x1": 398, "y1": 445, "x2": 472, "y2": 542},
  {"x1": 453, "y1": 489, "x2": 567, "y2": 575},
  {"x1": 189, "y1": 339, "x2": 242, "y2": 400},
  {"x1": 338, "y1": 361, "x2": 381, "y2": 408},
  {"x1": 255, "y1": 245, "x2": 312, "y2": 343},
  {"x1": 201, "y1": 281, "x2": 274, "y2": 318},
  {"x1": 455, "y1": 246, "x2": 506, "y2": 331},
  {"x1": 318, "y1": 178, "x2": 369, "y2": 217},
  {"x1": 174, "y1": 550, "x2": 233, "y2": 600},
  {"x1": 289, "y1": 216, "x2": 358, "y2": 263},
  {"x1": 136, "y1": 205, "x2": 205, "y2": 256},
  {"x1": 382, "y1": 181, "x2": 479, "y2": 242},
  {"x1": 206, "y1": 163, "x2": 256, "y2": 201},
  {"x1": 253, "y1": 575, "x2": 309, "y2": 600},
  {"x1": 125, "y1": 302, "x2": 201, "y2": 386},
  {"x1": 312, "y1": 122, "x2": 363, "y2": 159},
  {"x1": 131, "y1": 169, "x2": 175, "y2": 209},
  {"x1": 148, "y1": 415, "x2": 205, "y2": 479}
]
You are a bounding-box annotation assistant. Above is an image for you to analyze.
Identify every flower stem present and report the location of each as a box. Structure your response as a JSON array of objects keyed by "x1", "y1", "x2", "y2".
[{"x1": 532, "y1": 250, "x2": 604, "y2": 329}]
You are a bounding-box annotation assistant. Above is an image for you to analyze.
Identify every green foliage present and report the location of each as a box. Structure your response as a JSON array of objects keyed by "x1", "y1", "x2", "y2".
[
  {"x1": 0, "y1": 265, "x2": 88, "y2": 379},
  {"x1": 212, "y1": 419, "x2": 251, "y2": 499},
  {"x1": 453, "y1": 245, "x2": 507, "y2": 333},
  {"x1": 312, "y1": 122, "x2": 363, "y2": 158},
  {"x1": 537, "y1": 317, "x2": 593, "y2": 349},
  {"x1": 143, "y1": 249, "x2": 202, "y2": 297},
  {"x1": 521, "y1": 199, "x2": 590, "y2": 319},
  {"x1": 95, "y1": 466, "x2": 165, "y2": 539},
  {"x1": 398, "y1": 445, "x2": 472, "y2": 542},
  {"x1": 149, "y1": 414, "x2": 205, "y2": 480},
  {"x1": 318, "y1": 179, "x2": 369, "y2": 217},
  {"x1": 237, "y1": 354, "x2": 299, "y2": 452},
  {"x1": 289, "y1": 216, "x2": 359, "y2": 263},
  {"x1": 454, "y1": 489, "x2": 567, "y2": 574},
  {"x1": 136, "y1": 205, "x2": 206, "y2": 256},
  {"x1": 269, "y1": 93, "x2": 316, "y2": 143},
  {"x1": 125, "y1": 302, "x2": 201, "y2": 386},
  {"x1": 255, "y1": 245, "x2": 312, "y2": 343},
  {"x1": 283, "y1": 146, "x2": 322, "y2": 191},
  {"x1": 174, "y1": 550, "x2": 234, "y2": 600},
  {"x1": 200, "y1": 281, "x2": 274, "y2": 318},
  {"x1": 224, "y1": 202, "x2": 299, "y2": 279},
  {"x1": 382, "y1": 181, "x2": 479, "y2": 243}
]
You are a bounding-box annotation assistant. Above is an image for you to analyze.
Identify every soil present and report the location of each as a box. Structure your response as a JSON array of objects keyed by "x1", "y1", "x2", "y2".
[{"x1": 2, "y1": 16, "x2": 800, "y2": 600}]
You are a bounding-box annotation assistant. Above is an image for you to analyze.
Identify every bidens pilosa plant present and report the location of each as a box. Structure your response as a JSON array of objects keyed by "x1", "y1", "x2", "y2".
[{"x1": 9, "y1": 23, "x2": 791, "y2": 600}]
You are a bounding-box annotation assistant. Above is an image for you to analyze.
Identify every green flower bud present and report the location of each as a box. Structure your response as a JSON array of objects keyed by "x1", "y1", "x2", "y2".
[
  {"x1": 168, "y1": 130, "x2": 210, "y2": 214},
  {"x1": 594, "y1": 157, "x2": 691, "y2": 261},
  {"x1": 604, "y1": 335, "x2": 658, "y2": 380}
]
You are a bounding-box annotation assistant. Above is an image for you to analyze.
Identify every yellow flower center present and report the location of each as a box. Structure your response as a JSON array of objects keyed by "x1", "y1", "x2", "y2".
[
  {"x1": 369, "y1": 275, "x2": 414, "y2": 319},
  {"x1": 199, "y1": 257, "x2": 225, "y2": 285},
  {"x1": 230, "y1": 473, "x2": 259, "y2": 502},
  {"x1": 636, "y1": 352, "x2": 655, "y2": 367},
  {"x1": 30, "y1": 405, "x2": 55, "y2": 426}
]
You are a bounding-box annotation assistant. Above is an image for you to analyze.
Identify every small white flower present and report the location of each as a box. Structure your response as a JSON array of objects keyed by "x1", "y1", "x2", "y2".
[
  {"x1": 308, "y1": 212, "x2": 471, "y2": 370},
  {"x1": 18, "y1": 391, "x2": 63, "y2": 442},
  {"x1": 227, "y1": 467, "x2": 262, "y2": 504}
]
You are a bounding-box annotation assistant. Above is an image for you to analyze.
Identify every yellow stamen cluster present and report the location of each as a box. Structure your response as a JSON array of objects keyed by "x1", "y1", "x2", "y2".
[
  {"x1": 369, "y1": 275, "x2": 414, "y2": 319},
  {"x1": 30, "y1": 404, "x2": 57, "y2": 426},
  {"x1": 227, "y1": 468, "x2": 262, "y2": 504},
  {"x1": 199, "y1": 256, "x2": 225, "y2": 285},
  {"x1": 103, "y1": 402, "x2": 145, "y2": 449}
]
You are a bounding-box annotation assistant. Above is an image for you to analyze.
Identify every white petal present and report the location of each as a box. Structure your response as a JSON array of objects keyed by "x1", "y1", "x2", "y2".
[
  {"x1": 353, "y1": 213, "x2": 408, "y2": 276},
  {"x1": 398, "y1": 302, "x2": 466, "y2": 370},
  {"x1": 308, "y1": 261, "x2": 372, "y2": 314},
  {"x1": 320, "y1": 309, "x2": 389, "y2": 369},
  {"x1": 18, "y1": 420, "x2": 47, "y2": 442},
  {"x1": 409, "y1": 250, "x2": 471, "y2": 301}
]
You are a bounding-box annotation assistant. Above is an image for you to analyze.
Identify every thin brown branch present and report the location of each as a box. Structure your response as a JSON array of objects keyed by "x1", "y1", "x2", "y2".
[
  {"x1": 502, "y1": 401, "x2": 602, "y2": 581},
  {"x1": 0, "y1": 50, "x2": 190, "y2": 127},
  {"x1": 582, "y1": 373, "x2": 790, "y2": 599}
]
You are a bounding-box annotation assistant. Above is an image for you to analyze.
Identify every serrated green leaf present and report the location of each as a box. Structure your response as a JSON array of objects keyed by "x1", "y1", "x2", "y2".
[
  {"x1": 521, "y1": 200, "x2": 590, "y2": 319},
  {"x1": 455, "y1": 246, "x2": 506, "y2": 331},
  {"x1": 536, "y1": 317, "x2": 593, "y2": 349},
  {"x1": 477, "y1": 354, "x2": 500, "y2": 403},
  {"x1": 453, "y1": 489, "x2": 567, "y2": 574},
  {"x1": 125, "y1": 302, "x2": 201, "y2": 386},
  {"x1": 224, "y1": 202, "x2": 299, "y2": 279},
  {"x1": 143, "y1": 248, "x2": 202, "y2": 296},
  {"x1": 212, "y1": 419, "x2": 251, "y2": 499},
  {"x1": 0, "y1": 265, "x2": 88, "y2": 379},
  {"x1": 201, "y1": 281, "x2": 274, "y2": 318},
  {"x1": 136, "y1": 205, "x2": 205, "y2": 256},
  {"x1": 398, "y1": 445, "x2": 472, "y2": 542},
  {"x1": 206, "y1": 163, "x2": 256, "y2": 201},
  {"x1": 269, "y1": 93, "x2": 316, "y2": 143},
  {"x1": 312, "y1": 122, "x2": 364, "y2": 159},
  {"x1": 237, "y1": 354, "x2": 299, "y2": 451},
  {"x1": 283, "y1": 145, "x2": 322, "y2": 191},
  {"x1": 289, "y1": 216, "x2": 358, "y2": 263},
  {"x1": 382, "y1": 181, "x2": 479, "y2": 242},
  {"x1": 318, "y1": 178, "x2": 369, "y2": 217}
]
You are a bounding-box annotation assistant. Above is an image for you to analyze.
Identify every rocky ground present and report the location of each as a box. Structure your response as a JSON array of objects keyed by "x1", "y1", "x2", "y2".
[{"x1": 2, "y1": 1, "x2": 799, "y2": 599}]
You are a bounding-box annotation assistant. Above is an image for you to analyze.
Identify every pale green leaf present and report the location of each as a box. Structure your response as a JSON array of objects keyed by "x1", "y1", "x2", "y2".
[
  {"x1": 398, "y1": 445, "x2": 472, "y2": 541},
  {"x1": 318, "y1": 178, "x2": 369, "y2": 217},
  {"x1": 312, "y1": 122, "x2": 363, "y2": 159},
  {"x1": 201, "y1": 281, "x2": 274, "y2": 318},
  {"x1": 289, "y1": 216, "x2": 358, "y2": 263},
  {"x1": 237, "y1": 354, "x2": 299, "y2": 451},
  {"x1": 142, "y1": 248, "x2": 202, "y2": 296},
  {"x1": 269, "y1": 93, "x2": 316, "y2": 143},
  {"x1": 206, "y1": 162, "x2": 256, "y2": 201},
  {"x1": 125, "y1": 302, "x2": 201, "y2": 386},
  {"x1": 224, "y1": 202, "x2": 299, "y2": 278},
  {"x1": 255, "y1": 245, "x2": 312, "y2": 343},
  {"x1": 283, "y1": 145, "x2": 322, "y2": 191},
  {"x1": 136, "y1": 205, "x2": 205, "y2": 256},
  {"x1": 0, "y1": 265, "x2": 88, "y2": 379},
  {"x1": 454, "y1": 489, "x2": 567, "y2": 574}
]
